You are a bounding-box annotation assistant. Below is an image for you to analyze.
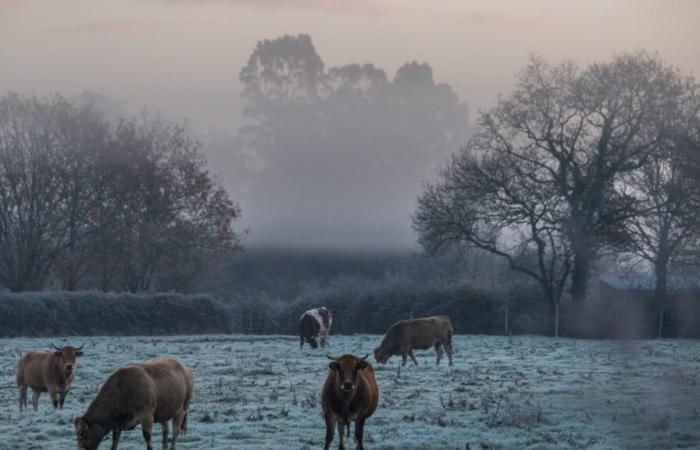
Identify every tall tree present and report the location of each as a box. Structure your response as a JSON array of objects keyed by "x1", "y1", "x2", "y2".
[
  {"x1": 622, "y1": 82, "x2": 700, "y2": 326},
  {"x1": 237, "y1": 34, "x2": 469, "y2": 247},
  {"x1": 0, "y1": 94, "x2": 108, "y2": 291},
  {"x1": 466, "y1": 53, "x2": 689, "y2": 304}
]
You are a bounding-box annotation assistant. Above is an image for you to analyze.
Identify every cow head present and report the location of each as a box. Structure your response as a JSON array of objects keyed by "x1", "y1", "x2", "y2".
[
  {"x1": 373, "y1": 347, "x2": 389, "y2": 364},
  {"x1": 51, "y1": 344, "x2": 84, "y2": 376},
  {"x1": 327, "y1": 354, "x2": 369, "y2": 395},
  {"x1": 73, "y1": 416, "x2": 106, "y2": 450}
]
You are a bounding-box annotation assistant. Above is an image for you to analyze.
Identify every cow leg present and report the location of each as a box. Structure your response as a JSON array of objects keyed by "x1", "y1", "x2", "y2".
[
  {"x1": 409, "y1": 350, "x2": 418, "y2": 366},
  {"x1": 171, "y1": 411, "x2": 186, "y2": 450},
  {"x1": 48, "y1": 388, "x2": 59, "y2": 409},
  {"x1": 141, "y1": 414, "x2": 154, "y2": 450},
  {"x1": 160, "y1": 421, "x2": 169, "y2": 450},
  {"x1": 323, "y1": 414, "x2": 336, "y2": 450},
  {"x1": 18, "y1": 384, "x2": 27, "y2": 412},
  {"x1": 336, "y1": 422, "x2": 345, "y2": 450},
  {"x1": 31, "y1": 389, "x2": 41, "y2": 411},
  {"x1": 110, "y1": 429, "x2": 122, "y2": 450},
  {"x1": 354, "y1": 419, "x2": 365, "y2": 450},
  {"x1": 59, "y1": 388, "x2": 70, "y2": 408},
  {"x1": 435, "y1": 342, "x2": 443, "y2": 366},
  {"x1": 445, "y1": 342, "x2": 453, "y2": 366}
]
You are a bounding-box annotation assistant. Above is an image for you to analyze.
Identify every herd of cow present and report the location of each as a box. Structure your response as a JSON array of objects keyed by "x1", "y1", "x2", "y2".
[{"x1": 14, "y1": 307, "x2": 454, "y2": 450}]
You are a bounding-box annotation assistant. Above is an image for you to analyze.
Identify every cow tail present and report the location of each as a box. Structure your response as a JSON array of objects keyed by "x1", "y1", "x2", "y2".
[{"x1": 181, "y1": 411, "x2": 188, "y2": 435}]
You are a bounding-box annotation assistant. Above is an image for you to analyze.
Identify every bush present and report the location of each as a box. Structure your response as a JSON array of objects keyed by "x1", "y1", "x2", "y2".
[{"x1": 0, "y1": 291, "x2": 231, "y2": 337}]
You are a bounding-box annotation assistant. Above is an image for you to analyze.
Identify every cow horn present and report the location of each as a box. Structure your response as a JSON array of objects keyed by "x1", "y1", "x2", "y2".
[
  {"x1": 77, "y1": 343, "x2": 85, "y2": 351},
  {"x1": 50, "y1": 343, "x2": 61, "y2": 351},
  {"x1": 360, "y1": 354, "x2": 369, "y2": 362},
  {"x1": 325, "y1": 354, "x2": 337, "y2": 361}
]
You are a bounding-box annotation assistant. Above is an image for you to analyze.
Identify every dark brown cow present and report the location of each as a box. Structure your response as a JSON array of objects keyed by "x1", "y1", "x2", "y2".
[
  {"x1": 16, "y1": 344, "x2": 84, "y2": 411},
  {"x1": 299, "y1": 307, "x2": 333, "y2": 349},
  {"x1": 374, "y1": 315, "x2": 453, "y2": 366},
  {"x1": 322, "y1": 354, "x2": 378, "y2": 450},
  {"x1": 73, "y1": 357, "x2": 193, "y2": 450}
]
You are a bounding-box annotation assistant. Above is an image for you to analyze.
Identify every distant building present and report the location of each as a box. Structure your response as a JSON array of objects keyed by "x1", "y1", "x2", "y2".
[{"x1": 594, "y1": 273, "x2": 700, "y2": 338}]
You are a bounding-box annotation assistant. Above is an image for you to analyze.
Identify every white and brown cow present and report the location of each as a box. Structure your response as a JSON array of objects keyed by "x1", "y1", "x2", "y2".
[
  {"x1": 16, "y1": 344, "x2": 84, "y2": 411},
  {"x1": 299, "y1": 307, "x2": 333, "y2": 349}
]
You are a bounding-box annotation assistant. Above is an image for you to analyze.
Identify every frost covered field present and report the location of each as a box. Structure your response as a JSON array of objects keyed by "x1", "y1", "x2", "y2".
[{"x1": 1, "y1": 335, "x2": 699, "y2": 450}]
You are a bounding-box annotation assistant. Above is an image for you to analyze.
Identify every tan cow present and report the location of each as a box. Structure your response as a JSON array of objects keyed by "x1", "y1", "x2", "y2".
[
  {"x1": 322, "y1": 354, "x2": 379, "y2": 450},
  {"x1": 16, "y1": 344, "x2": 84, "y2": 411},
  {"x1": 73, "y1": 357, "x2": 193, "y2": 450},
  {"x1": 374, "y1": 315, "x2": 454, "y2": 366}
]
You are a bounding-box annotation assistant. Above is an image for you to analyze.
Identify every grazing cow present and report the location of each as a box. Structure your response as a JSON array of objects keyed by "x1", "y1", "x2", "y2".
[
  {"x1": 322, "y1": 354, "x2": 378, "y2": 450},
  {"x1": 16, "y1": 344, "x2": 84, "y2": 411},
  {"x1": 374, "y1": 315, "x2": 453, "y2": 366},
  {"x1": 299, "y1": 307, "x2": 333, "y2": 349},
  {"x1": 73, "y1": 357, "x2": 193, "y2": 450}
]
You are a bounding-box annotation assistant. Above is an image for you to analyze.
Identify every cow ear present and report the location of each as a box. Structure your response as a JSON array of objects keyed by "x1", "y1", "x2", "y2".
[
  {"x1": 328, "y1": 361, "x2": 340, "y2": 371},
  {"x1": 75, "y1": 351, "x2": 83, "y2": 357},
  {"x1": 54, "y1": 350, "x2": 63, "y2": 356},
  {"x1": 356, "y1": 361, "x2": 368, "y2": 370},
  {"x1": 73, "y1": 416, "x2": 84, "y2": 430}
]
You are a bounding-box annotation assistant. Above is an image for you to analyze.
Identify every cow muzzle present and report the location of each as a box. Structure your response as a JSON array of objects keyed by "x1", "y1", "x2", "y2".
[
  {"x1": 341, "y1": 381, "x2": 354, "y2": 392},
  {"x1": 64, "y1": 364, "x2": 73, "y2": 374}
]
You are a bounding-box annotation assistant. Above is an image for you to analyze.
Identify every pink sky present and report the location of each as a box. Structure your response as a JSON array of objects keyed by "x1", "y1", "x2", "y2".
[{"x1": 2, "y1": 0, "x2": 699, "y2": 246}]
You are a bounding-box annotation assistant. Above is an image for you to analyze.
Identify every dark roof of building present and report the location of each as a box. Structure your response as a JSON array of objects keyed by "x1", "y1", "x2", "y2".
[{"x1": 599, "y1": 273, "x2": 698, "y2": 291}]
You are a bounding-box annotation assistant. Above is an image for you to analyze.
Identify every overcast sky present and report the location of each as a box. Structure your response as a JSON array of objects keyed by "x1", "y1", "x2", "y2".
[{"x1": 2, "y1": 0, "x2": 699, "y2": 248}]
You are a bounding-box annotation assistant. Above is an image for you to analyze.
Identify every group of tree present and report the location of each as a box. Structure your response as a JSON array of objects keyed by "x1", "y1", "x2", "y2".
[
  {"x1": 237, "y1": 33, "x2": 470, "y2": 246},
  {"x1": 414, "y1": 53, "x2": 700, "y2": 336},
  {"x1": 0, "y1": 93, "x2": 240, "y2": 293}
]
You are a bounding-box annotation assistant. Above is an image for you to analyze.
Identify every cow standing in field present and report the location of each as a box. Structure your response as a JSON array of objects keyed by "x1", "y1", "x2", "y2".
[
  {"x1": 73, "y1": 357, "x2": 193, "y2": 450},
  {"x1": 373, "y1": 315, "x2": 454, "y2": 366},
  {"x1": 16, "y1": 344, "x2": 84, "y2": 411},
  {"x1": 299, "y1": 307, "x2": 333, "y2": 349},
  {"x1": 322, "y1": 354, "x2": 378, "y2": 450}
]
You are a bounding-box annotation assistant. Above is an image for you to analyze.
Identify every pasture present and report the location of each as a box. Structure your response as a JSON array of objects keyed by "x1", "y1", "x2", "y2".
[{"x1": 1, "y1": 335, "x2": 698, "y2": 450}]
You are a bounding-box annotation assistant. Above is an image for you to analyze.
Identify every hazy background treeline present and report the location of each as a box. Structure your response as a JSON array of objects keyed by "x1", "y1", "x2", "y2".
[{"x1": 2, "y1": 35, "x2": 700, "y2": 340}]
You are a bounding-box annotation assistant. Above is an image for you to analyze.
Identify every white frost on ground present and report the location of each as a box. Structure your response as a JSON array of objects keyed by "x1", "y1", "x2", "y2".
[{"x1": 1, "y1": 334, "x2": 699, "y2": 449}]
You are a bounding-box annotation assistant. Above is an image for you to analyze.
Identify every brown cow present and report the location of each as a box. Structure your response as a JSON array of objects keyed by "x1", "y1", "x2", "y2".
[
  {"x1": 373, "y1": 315, "x2": 453, "y2": 366},
  {"x1": 73, "y1": 357, "x2": 193, "y2": 450},
  {"x1": 322, "y1": 354, "x2": 378, "y2": 450},
  {"x1": 16, "y1": 344, "x2": 84, "y2": 411}
]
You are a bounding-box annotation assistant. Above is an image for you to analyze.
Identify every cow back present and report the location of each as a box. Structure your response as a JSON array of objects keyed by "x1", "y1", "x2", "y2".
[
  {"x1": 17, "y1": 351, "x2": 61, "y2": 390},
  {"x1": 140, "y1": 358, "x2": 193, "y2": 422}
]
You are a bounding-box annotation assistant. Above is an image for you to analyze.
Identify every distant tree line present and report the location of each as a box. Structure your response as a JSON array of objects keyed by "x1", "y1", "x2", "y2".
[
  {"x1": 0, "y1": 93, "x2": 240, "y2": 293},
  {"x1": 414, "y1": 52, "x2": 700, "y2": 336}
]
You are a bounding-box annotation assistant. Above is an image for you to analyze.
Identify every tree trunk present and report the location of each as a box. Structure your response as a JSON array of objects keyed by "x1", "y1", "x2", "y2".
[
  {"x1": 554, "y1": 303, "x2": 560, "y2": 338},
  {"x1": 504, "y1": 305, "x2": 509, "y2": 336},
  {"x1": 654, "y1": 255, "x2": 669, "y2": 338},
  {"x1": 571, "y1": 242, "x2": 594, "y2": 305}
]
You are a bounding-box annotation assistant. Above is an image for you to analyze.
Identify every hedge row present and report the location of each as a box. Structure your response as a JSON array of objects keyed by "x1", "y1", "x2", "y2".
[{"x1": 0, "y1": 291, "x2": 231, "y2": 337}]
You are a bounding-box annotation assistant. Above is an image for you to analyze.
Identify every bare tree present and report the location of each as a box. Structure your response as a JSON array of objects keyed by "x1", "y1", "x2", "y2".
[
  {"x1": 0, "y1": 94, "x2": 108, "y2": 291},
  {"x1": 621, "y1": 83, "x2": 700, "y2": 336},
  {"x1": 464, "y1": 53, "x2": 690, "y2": 305},
  {"x1": 414, "y1": 147, "x2": 571, "y2": 336},
  {"x1": 0, "y1": 93, "x2": 241, "y2": 293},
  {"x1": 101, "y1": 117, "x2": 241, "y2": 293}
]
